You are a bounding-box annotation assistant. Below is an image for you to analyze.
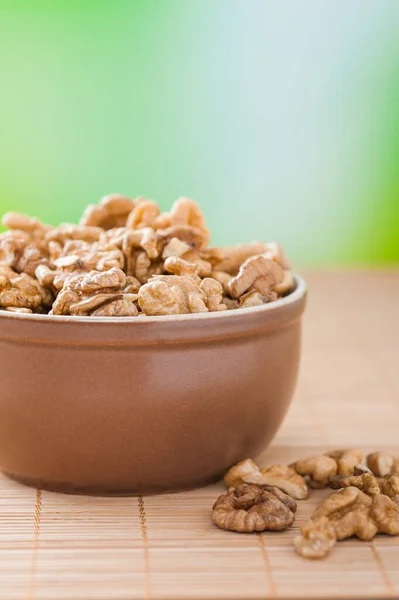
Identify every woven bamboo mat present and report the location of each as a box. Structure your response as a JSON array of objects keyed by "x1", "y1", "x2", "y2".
[{"x1": 1, "y1": 270, "x2": 398, "y2": 600}]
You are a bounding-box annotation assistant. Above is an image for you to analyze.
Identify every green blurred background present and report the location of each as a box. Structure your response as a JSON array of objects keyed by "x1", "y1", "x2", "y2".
[{"x1": 0, "y1": 0, "x2": 398, "y2": 266}]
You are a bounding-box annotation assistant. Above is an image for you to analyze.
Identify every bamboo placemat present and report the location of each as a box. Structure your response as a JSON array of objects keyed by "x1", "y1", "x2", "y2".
[{"x1": 1, "y1": 270, "x2": 398, "y2": 600}]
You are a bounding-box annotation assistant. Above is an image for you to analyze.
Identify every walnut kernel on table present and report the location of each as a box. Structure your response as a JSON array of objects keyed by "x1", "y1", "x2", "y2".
[
  {"x1": 367, "y1": 452, "x2": 399, "y2": 477},
  {"x1": 292, "y1": 454, "x2": 338, "y2": 488},
  {"x1": 291, "y1": 449, "x2": 366, "y2": 488},
  {"x1": 330, "y1": 472, "x2": 399, "y2": 502},
  {"x1": 0, "y1": 195, "x2": 295, "y2": 316},
  {"x1": 212, "y1": 484, "x2": 297, "y2": 533},
  {"x1": 224, "y1": 459, "x2": 308, "y2": 500},
  {"x1": 326, "y1": 449, "x2": 363, "y2": 477},
  {"x1": 294, "y1": 486, "x2": 399, "y2": 559}
]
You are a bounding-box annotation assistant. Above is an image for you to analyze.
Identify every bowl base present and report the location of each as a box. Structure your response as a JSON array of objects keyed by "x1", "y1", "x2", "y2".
[{"x1": 3, "y1": 470, "x2": 224, "y2": 497}]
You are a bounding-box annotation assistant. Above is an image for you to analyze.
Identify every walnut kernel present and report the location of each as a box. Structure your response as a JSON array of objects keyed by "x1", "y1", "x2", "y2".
[
  {"x1": 293, "y1": 454, "x2": 338, "y2": 488},
  {"x1": 228, "y1": 255, "x2": 284, "y2": 299},
  {"x1": 212, "y1": 484, "x2": 296, "y2": 533},
  {"x1": 367, "y1": 452, "x2": 399, "y2": 477},
  {"x1": 224, "y1": 458, "x2": 308, "y2": 500}
]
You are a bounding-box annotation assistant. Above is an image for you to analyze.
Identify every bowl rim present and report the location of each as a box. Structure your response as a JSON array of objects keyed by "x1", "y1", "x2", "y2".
[{"x1": 0, "y1": 273, "x2": 307, "y2": 325}]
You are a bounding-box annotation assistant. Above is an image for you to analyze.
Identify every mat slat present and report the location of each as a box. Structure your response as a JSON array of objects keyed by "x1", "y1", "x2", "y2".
[{"x1": 1, "y1": 270, "x2": 398, "y2": 599}]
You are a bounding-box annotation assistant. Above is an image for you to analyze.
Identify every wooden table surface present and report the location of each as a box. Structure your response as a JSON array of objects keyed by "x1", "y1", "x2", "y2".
[{"x1": 1, "y1": 270, "x2": 398, "y2": 600}]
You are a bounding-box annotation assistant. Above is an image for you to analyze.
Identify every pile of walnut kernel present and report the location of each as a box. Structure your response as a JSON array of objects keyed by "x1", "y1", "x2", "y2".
[
  {"x1": 212, "y1": 450, "x2": 399, "y2": 559},
  {"x1": 0, "y1": 194, "x2": 294, "y2": 317}
]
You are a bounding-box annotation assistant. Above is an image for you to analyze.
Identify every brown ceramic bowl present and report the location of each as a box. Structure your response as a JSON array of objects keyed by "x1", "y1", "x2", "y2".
[{"x1": 0, "y1": 275, "x2": 306, "y2": 495}]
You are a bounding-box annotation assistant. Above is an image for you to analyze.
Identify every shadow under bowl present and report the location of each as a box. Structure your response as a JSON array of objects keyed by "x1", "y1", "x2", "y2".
[{"x1": 0, "y1": 275, "x2": 307, "y2": 495}]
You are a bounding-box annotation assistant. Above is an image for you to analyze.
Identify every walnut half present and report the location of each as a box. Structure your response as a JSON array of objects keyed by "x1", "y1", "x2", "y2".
[
  {"x1": 292, "y1": 454, "x2": 338, "y2": 489},
  {"x1": 224, "y1": 458, "x2": 308, "y2": 500},
  {"x1": 212, "y1": 484, "x2": 297, "y2": 533},
  {"x1": 326, "y1": 449, "x2": 363, "y2": 477},
  {"x1": 51, "y1": 267, "x2": 138, "y2": 317},
  {"x1": 367, "y1": 452, "x2": 399, "y2": 478},
  {"x1": 228, "y1": 255, "x2": 284, "y2": 299}
]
